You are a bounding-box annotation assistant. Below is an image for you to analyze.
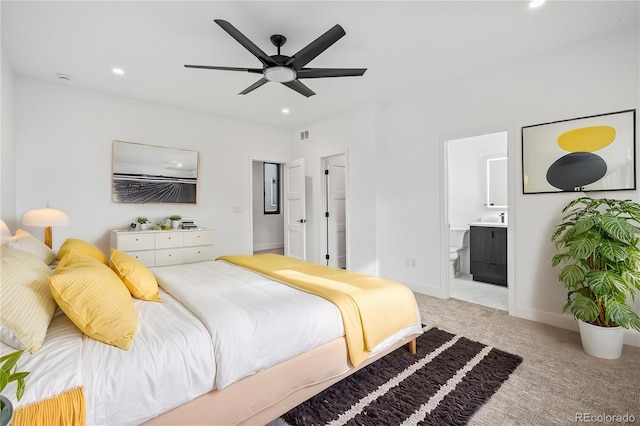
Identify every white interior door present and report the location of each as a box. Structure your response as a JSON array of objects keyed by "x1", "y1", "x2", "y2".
[
  {"x1": 284, "y1": 158, "x2": 306, "y2": 260},
  {"x1": 325, "y1": 155, "x2": 346, "y2": 268}
]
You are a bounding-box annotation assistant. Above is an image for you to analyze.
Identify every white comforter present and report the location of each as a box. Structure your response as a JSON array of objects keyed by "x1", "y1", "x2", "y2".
[
  {"x1": 3, "y1": 259, "x2": 421, "y2": 425},
  {"x1": 152, "y1": 260, "x2": 345, "y2": 389},
  {"x1": 2, "y1": 289, "x2": 216, "y2": 426}
]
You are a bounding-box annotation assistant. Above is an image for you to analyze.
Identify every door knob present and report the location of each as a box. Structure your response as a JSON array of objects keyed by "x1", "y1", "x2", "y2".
[{"x1": 298, "y1": 219, "x2": 307, "y2": 224}]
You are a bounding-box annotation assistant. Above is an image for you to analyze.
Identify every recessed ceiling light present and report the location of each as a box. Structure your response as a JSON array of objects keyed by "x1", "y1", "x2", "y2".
[
  {"x1": 529, "y1": 0, "x2": 545, "y2": 8},
  {"x1": 281, "y1": 108, "x2": 290, "y2": 114},
  {"x1": 112, "y1": 68, "x2": 125, "y2": 75}
]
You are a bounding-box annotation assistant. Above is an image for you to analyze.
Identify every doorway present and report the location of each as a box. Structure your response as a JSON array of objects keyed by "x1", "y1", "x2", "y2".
[
  {"x1": 446, "y1": 131, "x2": 508, "y2": 310},
  {"x1": 321, "y1": 154, "x2": 347, "y2": 268},
  {"x1": 252, "y1": 160, "x2": 284, "y2": 255}
]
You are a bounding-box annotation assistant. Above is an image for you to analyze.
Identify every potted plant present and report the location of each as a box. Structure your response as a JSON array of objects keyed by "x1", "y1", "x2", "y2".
[
  {"x1": 136, "y1": 216, "x2": 150, "y2": 231},
  {"x1": 551, "y1": 196, "x2": 640, "y2": 359},
  {"x1": 0, "y1": 350, "x2": 29, "y2": 426},
  {"x1": 169, "y1": 215, "x2": 181, "y2": 229}
]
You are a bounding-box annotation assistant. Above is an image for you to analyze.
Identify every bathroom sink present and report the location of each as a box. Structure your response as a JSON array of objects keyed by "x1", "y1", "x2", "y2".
[{"x1": 468, "y1": 221, "x2": 507, "y2": 228}]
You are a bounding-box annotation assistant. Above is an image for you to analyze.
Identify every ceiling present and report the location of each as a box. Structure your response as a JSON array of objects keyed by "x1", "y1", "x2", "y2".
[{"x1": 2, "y1": 1, "x2": 638, "y2": 128}]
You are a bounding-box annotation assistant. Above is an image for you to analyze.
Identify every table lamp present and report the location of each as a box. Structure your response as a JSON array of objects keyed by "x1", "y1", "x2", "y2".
[{"x1": 22, "y1": 203, "x2": 70, "y2": 248}]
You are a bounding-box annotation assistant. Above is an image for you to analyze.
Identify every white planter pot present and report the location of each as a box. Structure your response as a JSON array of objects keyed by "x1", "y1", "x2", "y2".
[
  {"x1": 578, "y1": 320, "x2": 624, "y2": 359},
  {"x1": 171, "y1": 220, "x2": 180, "y2": 229}
]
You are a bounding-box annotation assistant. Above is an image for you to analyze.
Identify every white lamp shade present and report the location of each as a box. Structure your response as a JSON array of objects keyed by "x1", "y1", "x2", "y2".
[
  {"x1": 0, "y1": 219, "x2": 11, "y2": 239},
  {"x1": 22, "y1": 208, "x2": 70, "y2": 227}
]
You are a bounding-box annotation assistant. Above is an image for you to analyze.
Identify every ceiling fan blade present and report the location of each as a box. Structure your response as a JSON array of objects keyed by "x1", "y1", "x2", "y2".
[
  {"x1": 285, "y1": 24, "x2": 346, "y2": 71},
  {"x1": 297, "y1": 68, "x2": 367, "y2": 79},
  {"x1": 239, "y1": 78, "x2": 268, "y2": 95},
  {"x1": 184, "y1": 65, "x2": 263, "y2": 74},
  {"x1": 282, "y1": 80, "x2": 316, "y2": 97},
  {"x1": 214, "y1": 19, "x2": 278, "y2": 68}
]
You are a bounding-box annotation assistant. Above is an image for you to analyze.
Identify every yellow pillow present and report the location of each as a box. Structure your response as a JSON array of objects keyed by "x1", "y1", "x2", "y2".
[
  {"x1": 110, "y1": 248, "x2": 162, "y2": 302},
  {"x1": 0, "y1": 246, "x2": 56, "y2": 352},
  {"x1": 58, "y1": 238, "x2": 108, "y2": 265},
  {"x1": 49, "y1": 250, "x2": 137, "y2": 350}
]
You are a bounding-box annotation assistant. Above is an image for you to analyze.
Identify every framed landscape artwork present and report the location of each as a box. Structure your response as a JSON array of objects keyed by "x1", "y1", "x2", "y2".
[
  {"x1": 112, "y1": 140, "x2": 199, "y2": 204},
  {"x1": 522, "y1": 109, "x2": 636, "y2": 194}
]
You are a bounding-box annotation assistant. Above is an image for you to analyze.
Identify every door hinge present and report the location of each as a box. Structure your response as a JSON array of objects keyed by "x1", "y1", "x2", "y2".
[
  {"x1": 325, "y1": 211, "x2": 330, "y2": 218},
  {"x1": 324, "y1": 169, "x2": 329, "y2": 175},
  {"x1": 325, "y1": 254, "x2": 330, "y2": 260}
]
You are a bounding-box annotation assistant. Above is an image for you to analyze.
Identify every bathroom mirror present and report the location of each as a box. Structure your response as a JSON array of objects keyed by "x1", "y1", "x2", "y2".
[{"x1": 486, "y1": 157, "x2": 507, "y2": 209}]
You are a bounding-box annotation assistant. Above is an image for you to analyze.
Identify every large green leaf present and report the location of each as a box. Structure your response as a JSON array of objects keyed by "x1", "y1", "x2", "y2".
[
  {"x1": 604, "y1": 297, "x2": 640, "y2": 332},
  {"x1": 559, "y1": 264, "x2": 585, "y2": 288},
  {"x1": 625, "y1": 249, "x2": 640, "y2": 271},
  {"x1": 573, "y1": 217, "x2": 595, "y2": 235},
  {"x1": 622, "y1": 270, "x2": 640, "y2": 297},
  {"x1": 569, "y1": 236, "x2": 598, "y2": 260},
  {"x1": 551, "y1": 253, "x2": 572, "y2": 267},
  {"x1": 599, "y1": 215, "x2": 632, "y2": 244},
  {"x1": 587, "y1": 270, "x2": 612, "y2": 296},
  {"x1": 571, "y1": 294, "x2": 599, "y2": 323},
  {"x1": 598, "y1": 240, "x2": 628, "y2": 262}
]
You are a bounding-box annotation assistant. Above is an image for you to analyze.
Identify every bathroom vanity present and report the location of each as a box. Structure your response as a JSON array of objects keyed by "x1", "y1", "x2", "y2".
[{"x1": 469, "y1": 224, "x2": 507, "y2": 286}]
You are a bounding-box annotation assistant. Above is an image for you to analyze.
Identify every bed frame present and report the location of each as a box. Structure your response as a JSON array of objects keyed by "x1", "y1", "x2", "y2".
[{"x1": 144, "y1": 333, "x2": 419, "y2": 425}]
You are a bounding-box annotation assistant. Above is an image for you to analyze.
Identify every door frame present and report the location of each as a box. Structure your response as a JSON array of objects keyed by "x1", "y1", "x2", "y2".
[
  {"x1": 320, "y1": 152, "x2": 348, "y2": 268},
  {"x1": 440, "y1": 124, "x2": 516, "y2": 315},
  {"x1": 249, "y1": 157, "x2": 285, "y2": 255}
]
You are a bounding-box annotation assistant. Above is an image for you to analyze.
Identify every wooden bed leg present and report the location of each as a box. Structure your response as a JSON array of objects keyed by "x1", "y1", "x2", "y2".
[{"x1": 408, "y1": 339, "x2": 417, "y2": 355}]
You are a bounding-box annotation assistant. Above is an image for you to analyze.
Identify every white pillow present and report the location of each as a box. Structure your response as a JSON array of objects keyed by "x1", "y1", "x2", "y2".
[{"x1": 6, "y1": 229, "x2": 57, "y2": 265}]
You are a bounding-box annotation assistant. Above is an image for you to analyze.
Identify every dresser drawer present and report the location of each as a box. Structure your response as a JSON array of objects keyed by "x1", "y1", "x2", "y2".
[
  {"x1": 183, "y1": 230, "x2": 214, "y2": 247},
  {"x1": 155, "y1": 248, "x2": 184, "y2": 266},
  {"x1": 115, "y1": 233, "x2": 155, "y2": 252},
  {"x1": 123, "y1": 250, "x2": 156, "y2": 268},
  {"x1": 155, "y1": 232, "x2": 184, "y2": 249},
  {"x1": 184, "y1": 245, "x2": 215, "y2": 263}
]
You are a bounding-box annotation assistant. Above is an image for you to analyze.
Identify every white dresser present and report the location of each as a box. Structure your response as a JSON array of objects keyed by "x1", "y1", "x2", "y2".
[{"x1": 110, "y1": 229, "x2": 214, "y2": 267}]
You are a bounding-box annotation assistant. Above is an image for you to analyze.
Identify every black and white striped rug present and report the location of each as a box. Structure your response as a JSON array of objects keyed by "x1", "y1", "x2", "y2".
[{"x1": 282, "y1": 327, "x2": 523, "y2": 426}]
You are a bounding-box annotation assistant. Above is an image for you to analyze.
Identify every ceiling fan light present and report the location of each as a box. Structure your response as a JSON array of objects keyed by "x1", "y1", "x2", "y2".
[{"x1": 264, "y1": 66, "x2": 296, "y2": 83}]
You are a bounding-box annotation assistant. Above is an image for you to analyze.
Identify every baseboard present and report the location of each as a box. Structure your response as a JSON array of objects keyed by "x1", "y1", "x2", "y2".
[
  {"x1": 512, "y1": 305, "x2": 640, "y2": 347},
  {"x1": 402, "y1": 280, "x2": 445, "y2": 299},
  {"x1": 253, "y1": 243, "x2": 284, "y2": 252}
]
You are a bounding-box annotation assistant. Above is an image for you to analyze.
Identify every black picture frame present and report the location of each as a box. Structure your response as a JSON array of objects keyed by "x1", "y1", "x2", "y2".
[{"x1": 522, "y1": 109, "x2": 636, "y2": 194}]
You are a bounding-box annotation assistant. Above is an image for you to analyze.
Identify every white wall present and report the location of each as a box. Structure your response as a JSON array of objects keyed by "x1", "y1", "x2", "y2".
[
  {"x1": 1, "y1": 47, "x2": 17, "y2": 230},
  {"x1": 251, "y1": 161, "x2": 284, "y2": 251},
  {"x1": 378, "y1": 27, "x2": 639, "y2": 343},
  {"x1": 292, "y1": 104, "x2": 379, "y2": 275},
  {"x1": 14, "y1": 78, "x2": 291, "y2": 256}
]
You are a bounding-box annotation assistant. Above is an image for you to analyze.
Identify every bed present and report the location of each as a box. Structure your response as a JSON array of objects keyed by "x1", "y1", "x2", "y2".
[{"x1": 0, "y1": 232, "x2": 422, "y2": 426}]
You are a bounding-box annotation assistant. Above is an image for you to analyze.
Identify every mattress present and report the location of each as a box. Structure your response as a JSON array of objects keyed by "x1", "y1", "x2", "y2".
[{"x1": 3, "y1": 259, "x2": 422, "y2": 425}]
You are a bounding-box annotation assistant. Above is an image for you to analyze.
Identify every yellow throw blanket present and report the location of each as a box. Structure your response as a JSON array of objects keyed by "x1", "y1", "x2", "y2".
[
  {"x1": 218, "y1": 254, "x2": 418, "y2": 366},
  {"x1": 13, "y1": 386, "x2": 85, "y2": 426}
]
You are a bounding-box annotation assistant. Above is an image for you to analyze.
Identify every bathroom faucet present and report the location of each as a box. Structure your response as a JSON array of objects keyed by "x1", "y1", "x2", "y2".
[{"x1": 499, "y1": 212, "x2": 505, "y2": 223}]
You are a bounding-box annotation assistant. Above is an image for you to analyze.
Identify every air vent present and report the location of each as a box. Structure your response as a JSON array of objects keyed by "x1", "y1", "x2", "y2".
[{"x1": 300, "y1": 130, "x2": 310, "y2": 141}]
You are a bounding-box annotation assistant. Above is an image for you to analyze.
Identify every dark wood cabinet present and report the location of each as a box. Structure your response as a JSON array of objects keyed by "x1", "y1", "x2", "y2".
[{"x1": 470, "y1": 226, "x2": 507, "y2": 286}]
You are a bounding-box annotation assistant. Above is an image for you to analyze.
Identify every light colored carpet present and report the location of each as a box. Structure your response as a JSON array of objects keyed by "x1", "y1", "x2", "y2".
[
  {"x1": 414, "y1": 293, "x2": 640, "y2": 425},
  {"x1": 273, "y1": 293, "x2": 639, "y2": 425}
]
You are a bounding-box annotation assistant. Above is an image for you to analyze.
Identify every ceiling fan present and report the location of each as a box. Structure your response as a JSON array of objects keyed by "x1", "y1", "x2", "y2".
[{"x1": 185, "y1": 19, "x2": 367, "y2": 97}]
